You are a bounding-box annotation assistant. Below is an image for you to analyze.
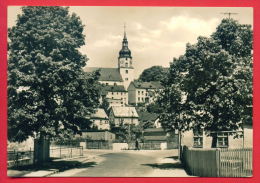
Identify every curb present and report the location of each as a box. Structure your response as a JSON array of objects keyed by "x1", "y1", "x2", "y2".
[{"x1": 42, "y1": 169, "x2": 59, "y2": 177}]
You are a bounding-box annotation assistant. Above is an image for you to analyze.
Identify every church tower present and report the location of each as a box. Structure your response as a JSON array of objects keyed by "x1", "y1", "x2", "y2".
[{"x1": 118, "y1": 25, "x2": 134, "y2": 89}]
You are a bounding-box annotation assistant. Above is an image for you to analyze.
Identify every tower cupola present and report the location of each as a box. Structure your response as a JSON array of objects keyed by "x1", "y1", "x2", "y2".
[{"x1": 119, "y1": 25, "x2": 132, "y2": 59}]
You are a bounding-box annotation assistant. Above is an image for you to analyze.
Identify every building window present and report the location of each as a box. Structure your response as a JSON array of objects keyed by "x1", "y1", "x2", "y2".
[
  {"x1": 125, "y1": 70, "x2": 128, "y2": 74},
  {"x1": 216, "y1": 132, "x2": 229, "y2": 148},
  {"x1": 125, "y1": 78, "x2": 128, "y2": 81},
  {"x1": 106, "y1": 83, "x2": 108, "y2": 86},
  {"x1": 138, "y1": 97, "x2": 140, "y2": 101},
  {"x1": 111, "y1": 92, "x2": 114, "y2": 95},
  {"x1": 193, "y1": 128, "x2": 203, "y2": 148},
  {"x1": 138, "y1": 91, "x2": 140, "y2": 95},
  {"x1": 142, "y1": 91, "x2": 144, "y2": 94},
  {"x1": 125, "y1": 63, "x2": 128, "y2": 67}
]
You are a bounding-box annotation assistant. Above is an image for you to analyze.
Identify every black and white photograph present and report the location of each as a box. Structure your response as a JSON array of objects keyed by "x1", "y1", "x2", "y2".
[{"x1": 7, "y1": 6, "x2": 253, "y2": 177}]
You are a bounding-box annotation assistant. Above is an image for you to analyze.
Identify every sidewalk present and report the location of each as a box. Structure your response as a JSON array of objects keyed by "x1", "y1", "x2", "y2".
[{"x1": 8, "y1": 156, "x2": 91, "y2": 177}]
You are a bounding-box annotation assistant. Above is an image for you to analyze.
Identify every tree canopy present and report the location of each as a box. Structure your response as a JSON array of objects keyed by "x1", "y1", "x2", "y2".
[
  {"x1": 138, "y1": 66, "x2": 168, "y2": 82},
  {"x1": 8, "y1": 7, "x2": 100, "y2": 142},
  {"x1": 158, "y1": 18, "x2": 252, "y2": 139}
]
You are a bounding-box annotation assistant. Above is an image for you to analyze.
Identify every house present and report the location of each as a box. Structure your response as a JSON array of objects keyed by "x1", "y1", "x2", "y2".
[
  {"x1": 128, "y1": 81, "x2": 163, "y2": 105},
  {"x1": 143, "y1": 128, "x2": 179, "y2": 149},
  {"x1": 109, "y1": 106, "x2": 139, "y2": 127},
  {"x1": 100, "y1": 85, "x2": 128, "y2": 107},
  {"x1": 137, "y1": 111, "x2": 159, "y2": 128},
  {"x1": 90, "y1": 108, "x2": 110, "y2": 130},
  {"x1": 181, "y1": 129, "x2": 245, "y2": 149},
  {"x1": 84, "y1": 28, "x2": 135, "y2": 90}
]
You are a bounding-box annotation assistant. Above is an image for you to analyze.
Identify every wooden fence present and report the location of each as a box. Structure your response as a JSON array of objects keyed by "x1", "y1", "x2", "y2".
[
  {"x1": 181, "y1": 146, "x2": 252, "y2": 177},
  {"x1": 8, "y1": 150, "x2": 34, "y2": 168},
  {"x1": 219, "y1": 148, "x2": 252, "y2": 177},
  {"x1": 128, "y1": 142, "x2": 162, "y2": 150},
  {"x1": 85, "y1": 140, "x2": 113, "y2": 149},
  {"x1": 50, "y1": 146, "x2": 83, "y2": 159}
]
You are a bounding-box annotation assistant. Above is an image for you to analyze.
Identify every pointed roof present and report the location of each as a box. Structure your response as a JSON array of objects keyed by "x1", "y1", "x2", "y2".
[
  {"x1": 84, "y1": 67, "x2": 123, "y2": 82},
  {"x1": 119, "y1": 24, "x2": 132, "y2": 59},
  {"x1": 90, "y1": 108, "x2": 108, "y2": 119},
  {"x1": 111, "y1": 106, "x2": 139, "y2": 118},
  {"x1": 130, "y1": 81, "x2": 163, "y2": 89},
  {"x1": 101, "y1": 85, "x2": 127, "y2": 96}
]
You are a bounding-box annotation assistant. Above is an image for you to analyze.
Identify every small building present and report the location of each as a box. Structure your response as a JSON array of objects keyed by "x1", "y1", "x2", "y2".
[
  {"x1": 90, "y1": 108, "x2": 109, "y2": 130},
  {"x1": 143, "y1": 128, "x2": 179, "y2": 149},
  {"x1": 81, "y1": 130, "x2": 115, "y2": 141},
  {"x1": 101, "y1": 85, "x2": 128, "y2": 107},
  {"x1": 81, "y1": 130, "x2": 116, "y2": 150},
  {"x1": 109, "y1": 106, "x2": 139, "y2": 127},
  {"x1": 128, "y1": 81, "x2": 163, "y2": 105},
  {"x1": 137, "y1": 111, "x2": 159, "y2": 129}
]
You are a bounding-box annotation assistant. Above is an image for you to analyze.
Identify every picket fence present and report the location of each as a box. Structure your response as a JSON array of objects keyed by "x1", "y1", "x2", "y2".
[{"x1": 181, "y1": 146, "x2": 252, "y2": 177}]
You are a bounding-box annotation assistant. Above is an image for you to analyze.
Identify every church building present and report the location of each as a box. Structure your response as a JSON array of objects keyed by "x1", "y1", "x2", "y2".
[
  {"x1": 84, "y1": 27, "x2": 135, "y2": 107},
  {"x1": 84, "y1": 28, "x2": 135, "y2": 90}
]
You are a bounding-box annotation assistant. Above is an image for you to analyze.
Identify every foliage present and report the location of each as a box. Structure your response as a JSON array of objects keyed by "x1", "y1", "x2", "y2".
[
  {"x1": 100, "y1": 98, "x2": 110, "y2": 114},
  {"x1": 158, "y1": 18, "x2": 252, "y2": 138},
  {"x1": 138, "y1": 66, "x2": 168, "y2": 82},
  {"x1": 8, "y1": 7, "x2": 100, "y2": 142},
  {"x1": 110, "y1": 123, "x2": 143, "y2": 143},
  {"x1": 146, "y1": 102, "x2": 164, "y2": 114}
]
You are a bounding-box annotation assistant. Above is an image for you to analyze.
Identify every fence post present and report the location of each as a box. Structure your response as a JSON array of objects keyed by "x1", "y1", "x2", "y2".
[
  {"x1": 60, "y1": 146, "x2": 62, "y2": 158},
  {"x1": 216, "y1": 148, "x2": 220, "y2": 177}
]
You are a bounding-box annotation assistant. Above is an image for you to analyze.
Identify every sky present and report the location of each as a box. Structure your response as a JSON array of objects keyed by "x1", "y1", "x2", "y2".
[{"x1": 8, "y1": 6, "x2": 253, "y2": 78}]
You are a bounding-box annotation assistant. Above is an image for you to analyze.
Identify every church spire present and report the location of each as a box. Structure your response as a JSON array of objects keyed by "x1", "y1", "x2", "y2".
[
  {"x1": 119, "y1": 23, "x2": 132, "y2": 59},
  {"x1": 124, "y1": 23, "x2": 127, "y2": 39}
]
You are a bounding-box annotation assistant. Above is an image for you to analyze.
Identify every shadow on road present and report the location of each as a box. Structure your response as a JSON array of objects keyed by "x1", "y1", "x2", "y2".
[
  {"x1": 9, "y1": 160, "x2": 97, "y2": 173},
  {"x1": 142, "y1": 162, "x2": 184, "y2": 169},
  {"x1": 165, "y1": 156, "x2": 179, "y2": 160}
]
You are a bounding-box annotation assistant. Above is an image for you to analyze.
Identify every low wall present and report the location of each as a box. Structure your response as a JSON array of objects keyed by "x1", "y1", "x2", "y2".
[{"x1": 112, "y1": 143, "x2": 128, "y2": 151}]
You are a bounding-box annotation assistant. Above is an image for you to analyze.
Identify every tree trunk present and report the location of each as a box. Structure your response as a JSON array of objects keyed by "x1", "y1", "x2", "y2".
[
  {"x1": 34, "y1": 135, "x2": 50, "y2": 164},
  {"x1": 178, "y1": 131, "x2": 182, "y2": 160},
  {"x1": 211, "y1": 134, "x2": 217, "y2": 148}
]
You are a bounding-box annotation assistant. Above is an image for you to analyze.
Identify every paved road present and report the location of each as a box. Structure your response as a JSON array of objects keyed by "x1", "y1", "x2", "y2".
[{"x1": 60, "y1": 150, "x2": 189, "y2": 177}]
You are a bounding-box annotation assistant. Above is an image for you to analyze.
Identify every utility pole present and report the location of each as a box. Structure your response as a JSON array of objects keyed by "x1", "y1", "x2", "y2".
[{"x1": 221, "y1": 12, "x2": 238, "y2": 19}]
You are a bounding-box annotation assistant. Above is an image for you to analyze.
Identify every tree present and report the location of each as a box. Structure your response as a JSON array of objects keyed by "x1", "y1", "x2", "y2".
[
  {"x1": 8, "y1": 7, "x2": 100, "y2": 143},
  {"x1": 158, "y1": 18, "x2": 252, "y2": 148},
  {"x1": 110, "y1": 123, "x2": 143, "y2": 143},
  {"x1": 138, "y1": 66, "x2": 168, "y2": 82}
]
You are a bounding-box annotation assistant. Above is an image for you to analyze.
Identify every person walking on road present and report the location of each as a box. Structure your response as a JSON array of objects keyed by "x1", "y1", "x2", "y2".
[{"x1": 135, "y1": 139, "x2": 140, "y2": 150}]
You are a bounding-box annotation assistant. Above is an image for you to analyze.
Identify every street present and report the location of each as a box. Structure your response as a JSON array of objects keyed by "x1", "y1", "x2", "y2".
[{"x1": 51, "y1": 150, "x2": 190, "y2": 177}]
